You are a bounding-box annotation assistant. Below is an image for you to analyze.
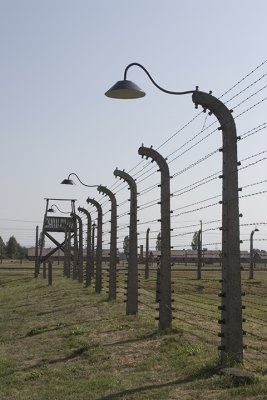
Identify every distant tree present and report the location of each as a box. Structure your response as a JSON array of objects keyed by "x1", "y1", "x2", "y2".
[
  {"x1": 191, "y1": 231, "x2": 199, "y2": 250},
  {"x1": 6, "y1": 236, "x2": 20, "y2": 259},
  {"x1": 254, "y1": 248, "x2": 265, "y2": 253},
  {"x1": 156, "y1": 232, "x2": 161, "y2": 251},
  {"x1": 0, "y1": 236, "x2": 5, "y2": 248},
  {"x1": 18, "y1": 245, "x2": 28, "y2": 259},
  {"x1": 123, "y1": 235, "x2": 129, "y2": 260},
  {"x1": 0, "y1": 236, "x2": 6, "y2": 259}
]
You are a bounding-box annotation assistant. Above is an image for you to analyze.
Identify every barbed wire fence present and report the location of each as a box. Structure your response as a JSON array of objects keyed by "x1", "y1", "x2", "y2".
[{"x1": 31, "y1": 59, "x2": 267, "y2": 373}]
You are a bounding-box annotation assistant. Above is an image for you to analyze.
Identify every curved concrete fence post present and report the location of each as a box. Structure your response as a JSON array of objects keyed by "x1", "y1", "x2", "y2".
[
  {"x1": 114, "y1": 168, "x2": 138, "y2": 315},
  {"x1": 71, "y1": 213, "x2": 84, "y2": 283},
  {"x1": 86, "y1": 198, "x2": 103, "y2": 293},
  {"x1": 98, "y1": 186, "x2": 117, "y2": 301},
  {"x1": 78, "y1": 207, "x2": 93, "y2": 287},
  {"x1": 193, "y1": 91, "x2": 242, "y2": 365},
  {"x1": 138, "y1": 146, "x2": 172, "y2": 330}
]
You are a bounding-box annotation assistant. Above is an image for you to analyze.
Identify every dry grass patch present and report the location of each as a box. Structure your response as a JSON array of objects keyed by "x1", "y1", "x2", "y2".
[{"x1": 0, "y1": 265, "x2": 266, "y2": 400}]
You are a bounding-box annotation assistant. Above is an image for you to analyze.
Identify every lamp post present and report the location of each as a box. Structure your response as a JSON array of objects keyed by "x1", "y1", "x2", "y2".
[
  {"x1": 249, "y1": 228, "x2": 259, "y2": 280},
  {"x1": 105, "y1": 62, "x2": 243, "y2": 365}
]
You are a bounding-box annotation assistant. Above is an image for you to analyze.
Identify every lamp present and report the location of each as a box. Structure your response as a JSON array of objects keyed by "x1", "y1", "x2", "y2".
[
  {"x1": 105, "y1": 62, "x2": 195, "y2": 99},
  {"x1": 61, "y1": 173, "x2": 98, "y2": 187},
  {"x1": 105, "y1": 79, "x2": 145, "y2": 99}
]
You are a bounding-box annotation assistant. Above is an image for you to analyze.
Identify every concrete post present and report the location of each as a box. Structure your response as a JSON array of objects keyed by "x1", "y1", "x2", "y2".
[
  {"x1": 140, "y1": 244, "x2": 144, "y2": 262},
  {"x1": 43, "y1": 262, "x2": 46, "y2": 279},
  {"x1": 72, "y1": 218, "x2": 79, "y2": 280},
  {"x1": 34, "y1": 225, "x2": 39, "y2": 278},
  {"x1": 197, "y1": 229, "x2": 202, "y2": 280},
  {"x1": 86, "y1": 199, "x2": 103, "y2": 293},
  {"x1": 145, "y1": 228, "x2": 150, "y2": 279},
  {"x1": 48, "y1": 261, "x2": 52, "y2": 285},
  {"x1": 192, "y1": 91, "x2": 243, "y2": 365},
  {"x1": 97, "y1": 186, "x2": 117, "y2": 300},
  {"x1": 138, "y1": 146, "x2": 172, "y2": 330},
  {"x1": 92, "y1": 223, "x2": 96, "y2": 278},
  {"x1": 71, "y1": 213, "x2": 84, "y2": 283},
  {"x1": 63, "y1": 226, "x2": 68, "y2": 276},
  {"x1": 114, "y1": 169, "x2": 138, "y2": 315},
  {"x1": 249, "y1": 229, "x2": 258, "y2": 279},
  {"x1": 66, "y1": 223, "x2": 71, "y2": 278},
  {"x1": 78, "y1": 207, "x2": 93, "y2": 287}
]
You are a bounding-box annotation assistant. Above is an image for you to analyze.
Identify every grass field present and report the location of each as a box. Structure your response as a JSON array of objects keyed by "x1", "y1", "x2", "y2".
[{"x1": 0, "y1": 261, "x2": 266, "y2": 400}]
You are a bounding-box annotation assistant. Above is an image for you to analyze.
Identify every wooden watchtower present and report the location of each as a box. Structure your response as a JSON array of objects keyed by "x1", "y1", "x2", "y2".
[{"x1": 38, "y1": 198, "x2": 76, "y2": 265}]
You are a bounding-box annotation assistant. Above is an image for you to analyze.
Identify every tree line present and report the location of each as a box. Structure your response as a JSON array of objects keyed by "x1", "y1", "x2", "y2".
[{"x1": 0, "y1": 235, "x2": 28, "y2": 259}]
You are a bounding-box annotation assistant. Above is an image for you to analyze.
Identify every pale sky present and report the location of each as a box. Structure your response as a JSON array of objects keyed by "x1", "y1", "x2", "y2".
[{"x1": 0, "y1": 0, "x2": 266, "y2": 252}]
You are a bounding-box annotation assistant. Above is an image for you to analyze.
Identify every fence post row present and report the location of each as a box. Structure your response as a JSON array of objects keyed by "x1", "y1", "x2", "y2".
[
  {"x1": 35, "y1": 91, "x2": 245, "y2": 368},
  {"x1": 114, "y1": 168, "x2": 138, "y2": 315},
  {"x1": 138, "y1": 146, "x2": 172, "y2": 330},
  {"x1": 97, "y1": 186, "x2": 118, "y2": 301},
  {"x1": 192, "y1": 91, "x2": 243, "y2": 365},
  {"x1": 86, "y1": 198, "x2": 103, "y2": 293}
]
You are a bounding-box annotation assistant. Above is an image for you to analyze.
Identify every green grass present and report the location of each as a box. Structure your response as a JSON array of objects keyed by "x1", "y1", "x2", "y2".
[{"x1": 0, "y1": 263, "x2": 266, "y2": 400}]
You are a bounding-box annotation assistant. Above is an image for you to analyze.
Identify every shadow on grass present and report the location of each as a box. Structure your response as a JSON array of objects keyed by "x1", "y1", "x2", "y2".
[
  {"x1": 103, "y1": 328, "x2": 183, "y2": 348},
  {"x1": 96, "y1": 364, "x2": 218, "y2": 400},
  {"x1": 0, "y1": 277, "x2": 32, "y2": 287},
  {"x1": 21, "y1": 344, "x2": 93, "y2": 371},
  {"x1": 103, "y1": 331, "x2": 163, "y2": 348},
  {"x1": 0, "y1": 345, "x2": 95, "y2": 378},
  {"x1": 24, "y1": 324, "x2": 69, "y2": 337}
]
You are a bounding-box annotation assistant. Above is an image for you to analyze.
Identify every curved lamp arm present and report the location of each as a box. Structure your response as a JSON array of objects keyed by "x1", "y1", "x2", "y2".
[
  {"x1": 48, "y1": 204, "x2": 70, "y2": 214},
  {"x1": 61, "y1": 173, "x2": 98, "y2": 187},
  {"x1": 105, "y1": 62, "x2": 196, "y2": 99},
  {"x1": 124, "y1": 63, "x2": 196, "y2": 95}
]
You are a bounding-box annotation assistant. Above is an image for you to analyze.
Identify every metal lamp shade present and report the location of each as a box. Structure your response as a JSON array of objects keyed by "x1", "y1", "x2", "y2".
[
  {"x1": 105, "y1": 80, "x2": 145, "y2": 99},
  {"x1": 61, "y1": 179, "x2": 75, "y2": 185}
]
